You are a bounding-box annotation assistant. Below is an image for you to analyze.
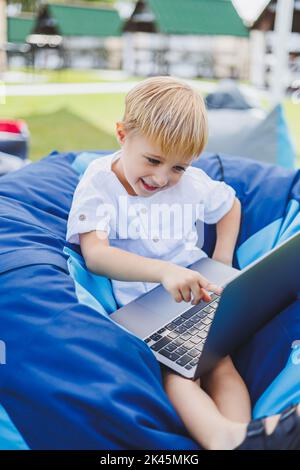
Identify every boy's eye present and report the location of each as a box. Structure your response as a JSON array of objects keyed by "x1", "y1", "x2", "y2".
[
  {"x1": 146, "y1": 157, "x2": 160, "y2": 165},
  {"x1": 144, "y1": 157, "x2": 186, "y2": 172},
  {"x1": 174, "y1": 166, "x2": 186, "y2": 172}
]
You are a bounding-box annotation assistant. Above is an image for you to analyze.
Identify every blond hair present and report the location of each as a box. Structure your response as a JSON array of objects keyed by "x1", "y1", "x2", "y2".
[{"x1": 122, "y1": 76, "x2": 208, "y2": 161}]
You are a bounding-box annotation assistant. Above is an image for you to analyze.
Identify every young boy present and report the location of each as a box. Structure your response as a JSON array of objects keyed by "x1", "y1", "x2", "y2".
[{"x1": 66, "y1": 76, "x2": 300, "y2": 450}]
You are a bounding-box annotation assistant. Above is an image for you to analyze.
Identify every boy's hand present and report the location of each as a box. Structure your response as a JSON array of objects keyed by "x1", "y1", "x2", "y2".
[{"x1": 160, "y1": 263, "x2": 223, "y2": 305}]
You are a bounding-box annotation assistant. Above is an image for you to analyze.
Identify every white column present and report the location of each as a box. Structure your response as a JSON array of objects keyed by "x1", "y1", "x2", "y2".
[
  {"x1": 271, "y1": 0, "x2": 294, "y2": 104},
  {"x1": 0, "y1": 0, "x2": 7, "y2": 73},
  {"x1": 250, "y1": 30, "x2": 266, "y2": 88},
  {"x1": 122, "y1": 32, "x2": 135, "y2": 74}
]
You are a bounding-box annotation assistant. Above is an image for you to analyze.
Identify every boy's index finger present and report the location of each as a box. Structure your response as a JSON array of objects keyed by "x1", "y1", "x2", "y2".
[
  {"x1": 206, "y1": 283, "x2": 223, "y2": 296},
  {"x1": 200, "y1": 288, "x2": 212, "y2": 302}
]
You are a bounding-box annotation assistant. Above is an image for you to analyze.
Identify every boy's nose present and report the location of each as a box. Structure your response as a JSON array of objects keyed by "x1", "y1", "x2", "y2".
[{"x1": 152, "y1": 173, "x2": 169, "y2": 187}]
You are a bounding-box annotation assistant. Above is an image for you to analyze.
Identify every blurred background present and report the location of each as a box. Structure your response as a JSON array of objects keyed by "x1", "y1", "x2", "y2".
[{"x1": 0, "y1": 0, "x2": 299, "y2": 171}]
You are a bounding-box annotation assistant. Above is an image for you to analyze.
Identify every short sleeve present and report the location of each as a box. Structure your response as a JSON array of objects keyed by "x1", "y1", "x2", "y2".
[
  {"x1": 66, "y1": 161, "x2": 112, "y2": 245},
  {"x1": 188, "y1": 168, "x2": 236, "y2": 225}
]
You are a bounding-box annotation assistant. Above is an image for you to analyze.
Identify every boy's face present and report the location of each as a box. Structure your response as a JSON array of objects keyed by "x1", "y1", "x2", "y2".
[{"x1": 114, "y1": 123, "x2": 192, "y2": 197}]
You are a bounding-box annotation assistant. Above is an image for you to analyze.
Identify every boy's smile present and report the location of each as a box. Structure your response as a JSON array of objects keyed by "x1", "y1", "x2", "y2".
[
  {"x1": 113, "y1": 125, "x2": 192, "y2": 197},
  {"x1": 140, "y1": 178, "x2": 162, "y2": 192}
]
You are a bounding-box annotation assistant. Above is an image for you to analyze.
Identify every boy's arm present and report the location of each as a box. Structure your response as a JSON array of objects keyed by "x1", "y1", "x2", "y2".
[
  {"x1": 80, "y1": 231, "x2": 166, "y2": 283},
  {"x1": 80, "y1": 231, "x2": 222, "y2": 304},
  {"x1": 212, "y1": 197, "x2": 241, "y2": 266}
]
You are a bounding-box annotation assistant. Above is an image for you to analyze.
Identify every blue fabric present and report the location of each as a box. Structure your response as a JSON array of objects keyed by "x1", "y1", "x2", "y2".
[
  {"x1": 0, "y1": 404, "x2": 28, "y2": 450},
  {"x1": 0, "y1": 136, "x2": 28, "y2": 160},
  {"x1": 1, "y1": 150, "x2": 300, "y2": 449},
  {"x1": 200, "y1": 154, "x2": 300, "y2": 264},
  {"x1": 71, "y1": 151, "x2": 109, "y2": 175},
  {"x1": 63, "y1": 246, "x2": 117, "y2": 316},
  {"x1": 237, "y1": 200, "x2": 300, "y2": 268},
  {"x1": 0, "y1": 263, "x2": 198, "y2": 450},
  {"x1": 253, "y1": 340, "x2": 300, "y2": 419}
]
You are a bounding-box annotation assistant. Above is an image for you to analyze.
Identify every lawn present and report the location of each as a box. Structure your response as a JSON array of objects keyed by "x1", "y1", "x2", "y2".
[
  {"x1": 1, "y1": 76, "x2": 300, "y2": 164},
  {"x1": 4, "y1": 68, "x2": 144, "y2": 85},
  {"x1": 2, "y1": 93, "x2": 125, "y2": 160},
  {"x1": 283, "y1": 99, "x2": 300, "y2": 164}
]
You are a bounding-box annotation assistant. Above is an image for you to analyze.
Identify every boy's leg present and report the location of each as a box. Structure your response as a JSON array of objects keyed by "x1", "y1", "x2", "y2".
[
  {"x1": 161, "y1": 366, "x2": 300, "y2": 450},
  {"x1": 161, "y1": 366, "x2": 246, "y2": 450},
  {"x1": 201, "y1": 355, "x2": 251, "y2": 423}
]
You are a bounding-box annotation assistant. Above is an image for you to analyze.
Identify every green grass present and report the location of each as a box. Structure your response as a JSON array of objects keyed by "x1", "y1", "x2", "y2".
[
  {"x1": 283, "y1": 99, "x2": 300, "y2": 164},
  {"x1": 1, "y1": 80, "x2": 300, "y2": 165},
  {"x1": 4, "y1": 67, "x2": 144, "y2": 85},
  {"x1": 2, "y1": 93, "x2": 125, "y2": 160},
  {"x1": 26, "y1": 108, "x2": 118, "y2": 159}
]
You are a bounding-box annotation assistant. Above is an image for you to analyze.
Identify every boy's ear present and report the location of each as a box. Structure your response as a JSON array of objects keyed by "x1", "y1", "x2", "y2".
[{"x1": 116, "y1": 122, "x2": 126, "y2": 145}]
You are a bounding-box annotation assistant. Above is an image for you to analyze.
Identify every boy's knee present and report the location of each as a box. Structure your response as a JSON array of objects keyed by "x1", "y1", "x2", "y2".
[
  {"x1": 206, "y1": 356, "x2": 236, "y2": 380},
  {"x1": 216, "y1": 355, "x2": 233, "y2": 369},
  {"x1": 161, "y1": 365, "x2": 177, "y2": 385}
]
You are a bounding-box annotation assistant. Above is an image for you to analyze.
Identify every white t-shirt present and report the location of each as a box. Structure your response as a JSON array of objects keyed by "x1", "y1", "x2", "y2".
[{"x1": 66, "y1": 151, "x2": 236, "y2": 307}]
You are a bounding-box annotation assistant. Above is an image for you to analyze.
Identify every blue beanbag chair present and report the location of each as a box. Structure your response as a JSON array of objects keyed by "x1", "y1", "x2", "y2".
[
  {"x1": 0, "y1": 404, "x2": 28, "y2": 450},
  {"x1": 0, "y1": 150, "x2": 300, "y2": 449}
]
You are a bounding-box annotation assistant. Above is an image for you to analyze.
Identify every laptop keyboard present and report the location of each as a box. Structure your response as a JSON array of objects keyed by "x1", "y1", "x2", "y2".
[{"x1": 144, "y1": 294, "x2": 220, "y2": 371}]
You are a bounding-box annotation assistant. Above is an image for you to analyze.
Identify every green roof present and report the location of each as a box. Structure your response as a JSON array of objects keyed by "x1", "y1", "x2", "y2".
[
  {"x1": 7, "y1": 16, "x2": 35, "y2": 43},
  {"x1": 48, "y1": 3, "x2": 122, "y2": 37},
  {"x1": 148, "y1": 0, "x2": 249, "y2": 37}
]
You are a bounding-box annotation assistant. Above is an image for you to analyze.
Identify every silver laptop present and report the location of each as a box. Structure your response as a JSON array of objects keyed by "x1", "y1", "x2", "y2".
[{"x1": 111, "y1": 232, "x2": 300, "y2": 380}]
